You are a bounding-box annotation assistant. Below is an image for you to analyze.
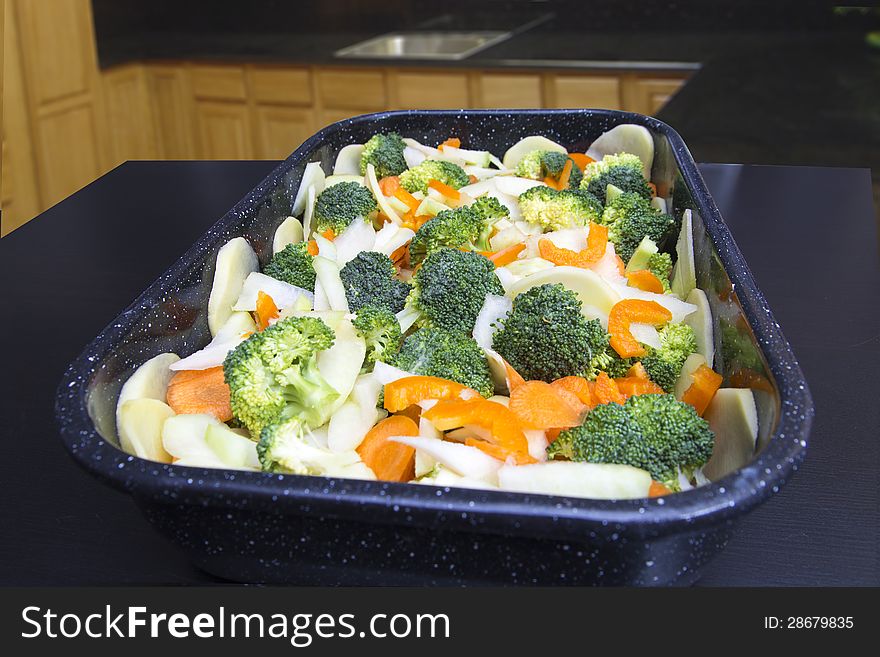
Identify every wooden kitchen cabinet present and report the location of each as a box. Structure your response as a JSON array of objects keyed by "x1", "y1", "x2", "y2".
[
  {"x1": 317, "y1": 69, "x2": 387, "y2": 110},
  {"x1": 147, "y1": 65, "x2": 198, "y2": 159},
  {"x1": 194, "y1": 101, "x2": 255, "y2": 160},
  {"x1": 390, "y1": 71, "x2": 470, "y2": 109},
  {"x1": 476, "y1": 73, "x2": 543, "y2": 108},
  {"x1": 623, "y1": 76, "x2": 686, "y2": 116},
  {"x1": 254, "y1": 106, "x2": 315, "y2": 160},
  {"x1": 547, "y1": 74, "x2": 622, "y2": 110},
  {"x1": 102, "y1": 65, "x2": 159, "y2": 165}
]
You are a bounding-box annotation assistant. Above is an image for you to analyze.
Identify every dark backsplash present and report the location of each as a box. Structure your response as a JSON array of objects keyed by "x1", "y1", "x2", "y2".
[{"x1": 91, "y1": 0, "x2": 875, "y2": 40}]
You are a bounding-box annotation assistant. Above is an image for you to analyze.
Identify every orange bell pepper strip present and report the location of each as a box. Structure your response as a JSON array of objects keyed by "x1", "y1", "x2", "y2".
[
  {"x1": 593, "y1": 372, "x2": 625, "y2": 405},
  {"x1": 357, "y1": 415, "x2": 419, "y2": 482},
  {"x1": 626, "y1": 269, "x2": 665, "y2": 294},
  {"x1": 393, "y1": 187, "x2": 421, "y2": 213},
  {"x1": 681, "y1": 365, "x2": 723, "y2": 416},
  {"x1": 438, "y1": 137, "x2": 461, "y2": 149},
  {"x1": 424, "y1": 398, "x2": 532, "y2": 463},
  {"x1": 567, "y1": 152, "x2": 593, "y2": 170},
  {"x1": 649, "y1": 481, "x2": 672, "y2": 497},
  {"x1": 615, "y1": 376, "x2": 665, "y2": 399},
  {"x1": 378, "y1": 175, "x2": 400, "y2": 196},
  {"x1": 487, "y1": 243, "x2": 526, "y2": 267},
  {"x1": 255, "y1": 291, "x2": 279, "y2": 331},
  {"x1": 383, "y1": 376, "x2": 472, "y2": 413},
  {"x1": 626, "y1": 362, "x2": 649, "y2": 380},
  {"x1": 428, "y1": 179, "x2": 461, "y2": 201},
  {"x1": 608, "y1": 299, "x2": 672, "y2": 358},
  {"x1": 556, "y1": 158, "x2": 573, "y2": 189},
  {"x1": 321, "y1": 228, "x2": 335, "y2": 241},
  {"x1": 581, "y1": 222, "x2": 608, "y2": 265},
  {"x1": 539, "y1": 239, "x2": 586, "y2": 267},
  {"x1": 306, "y1": 239, "x2": 319, "y2": 256}
]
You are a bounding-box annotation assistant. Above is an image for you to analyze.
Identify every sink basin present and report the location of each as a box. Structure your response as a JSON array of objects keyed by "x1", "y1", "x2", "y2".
[{"x1": 335, "y1": 31, "x2": 512, "y2": 60}]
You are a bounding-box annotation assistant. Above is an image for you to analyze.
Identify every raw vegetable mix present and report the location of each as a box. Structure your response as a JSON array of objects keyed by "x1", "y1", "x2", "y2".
[{"x1": 114, "y1": 124, "x2": 761, "y2": 500}]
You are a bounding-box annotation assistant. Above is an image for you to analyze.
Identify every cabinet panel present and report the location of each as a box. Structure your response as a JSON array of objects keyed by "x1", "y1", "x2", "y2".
[
  {"x1": 34, "y1": 101, "x2": 102, "y2": 207},
  {"x1": 250, "y1": 67, "x2": 312, "y2": 106},
  {"x1": 477, "y1": 73, "x2": 542, "y2": 108},
  {"x1": 191, "y1": 65, "x2": 247, "y2": 101},
  {"x1": 255, "y1": 106, "x2": 314, "y2": 160},
  {"x1": 148, "y1": 66, "x2": 198, "y2": 159},
  {"x1": 195, "y1": 101, "x2": 254, "y2": 159},
  {"x1": 392, "y1": 72, "x2": 469, "y2": 109},
  {"x1": 102, "y1": 65, "x2": 158, "y2": 164},
  {"x1": 549, "y1": 75, "x2": 621, "y2": 110},
  {"x1": 626, "y1": 77, "x2": 686, "y2": 115},
  {"x1": 317, "y1": 69, "x2": 386, "y2": 109}
]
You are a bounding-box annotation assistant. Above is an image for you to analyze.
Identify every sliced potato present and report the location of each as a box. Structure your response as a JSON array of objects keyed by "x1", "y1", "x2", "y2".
[
  {"x1": 316, "y1": 319, "x2": 366, "y2": 418},
  {"x1": 162, "y1": 413, "x2": 221, "y2": 462},
  {"x1": 272, "y1": 216, "x2": 304, "y2": 255},
  {"x1": 684, "y1": 287, "x2": 715, "y2": 367},
  {"x1": 118, "y1": 398, "x2": 175, "y2": 462},
  {"x1": 333, "y1": 144, "x2": 364, "y2": 175},
  {"x1": 207, "y1": 237, "x2": 259, "y2": 336},
  {"x1": 502, "y1": 135, "x2": 567, "y2": 170},
  {"x1": 498, "y1": 462, "x2": 652, "y2": 499},
  {"x1": 204, "y1": 423, "x2": 259, "y2": 469},
  {"x1": 585, "y1": 124, "x2": 655, "y2": 179},
  {"x1": 671, "y1": 209, "x2": 696, "y2": 300},
  {"x1": 673, "y1": 352, "x2": 708, "y2": 400},
  {"x1": 509, "y1": 266, "x2": 619, "y2": 318},
  {"x1": 702, "y1": 388, "x2": 759, "y2": 481},
  {"x1": 117, "y1": 353, "x2": 180, "y2": 412},
  {"x1": 291, "y1": 162, "x2": 326, "y2": 217}
]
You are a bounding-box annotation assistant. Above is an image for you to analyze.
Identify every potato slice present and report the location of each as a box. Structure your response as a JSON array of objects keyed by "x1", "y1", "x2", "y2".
[
  {"x1": 498, "y1": 462, "x2": 652, "y2": 499},
  {"x1": 272, "y1": 216, "x2": 304, "y2": 255},
  {"x1": 502, "y1": 135, "x2": 567, "y2": 170},
  {"x1": 702, "y1": 388, "x2": 759, "y2": 481},
  {"x1": 333, "y1": 144, "x2": 364, "y2": 175},
  {"x1": 509, "y1": 266, "x2": 620, "y2": 318},
  {"x1": 117, "y1": 398, "x2": 175, "y2": 462},
  {"x1": 671, "y1": 209, "x2": 696, "y2": 300},
  {"x1": 585, "y1": 124, "x2": 655, "y2": 179},
  {"x1": 204, "y1": 423, "x2": 259, "y2": 469},
  {"x1": 207, "y1": 237, "x2": 259, "y2": 336},
  {"x1": 291, "y1": 162, "x2": 325, "y2": 217},
  {"x1": 116, "y1": 352, "x2": 179, "y2": 442},
  {"x1": 162, "y1": 413, "x2": 221, "y2": 462},
  {"x1": 684, "y1": 287, "x2": 715, "y2": 368}
]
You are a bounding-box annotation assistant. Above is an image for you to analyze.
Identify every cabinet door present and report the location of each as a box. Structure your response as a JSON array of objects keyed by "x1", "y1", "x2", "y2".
[
  {"x1": 626, "y1": 77, "x2": 686, "y2": 115},
  {"x1": 148, "y1": 65, "x2": 198, "y2": 159},
  {"x1": 255, "y1": 106, "x2": 314, "y2": 160},
  {"x1": 102, "y1": 65, "x2": 158, "y2": 165},
  {"x1": 195, "y1": 101, "x2": 254, "y2": 159},
  {"x1": 317, "y1": 69, "x2": 386, "y2": 110},
  {"x1": 548, "y1": 75, "x2": 621, "y2": 110},
  {"x1": 477, "y1": 73, "x2": 542, "y2": 108},
  {"x1": 390, "y1": 72, "x2": 470, "y2": 109},
  {"x1": 250, "y1": 67, "x2": 313, "y2": 106}
]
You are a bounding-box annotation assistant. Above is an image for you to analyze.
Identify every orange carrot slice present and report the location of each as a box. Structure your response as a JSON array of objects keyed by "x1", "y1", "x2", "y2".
[
  {"x1": 608, "y1": 299, "x2": 672, "y2": 358},
  {"x1": 510, "y1": 380, "x2": 584, "y2": 430},
  {"x1": 539, "y1": 239, "x2": 585, "y2": 267},
  {"x1": 428, "y1": 179, "x2": 461, "y2": 201},
  {"x1": 551, "y1": 376, "x2": 595, "y2": 409},
  {"x1": 378, "y1": 175, "x2": 400, "y2": 196},
  {"x1": 556, "y1": 158, "x2": 573, "y2": 189},
  {"x1": 321, "y1": 228, "x2": 335, "y2": 241},
  {"x1": 593, "y1": 372, "x2": 625, "y2": 405},
  {"x1": 356, "y1": 415, "x2": 419, "y2": 482},
  {"x1": 166, "y1": 367, "x2": 233, "y2": 422},
  {"x1": 439, "y1": 137, "x2": 461, "y2": 149},
  {"x1": 615, "y1": 376, "x2": 665, "y2": 399},
  {"x1": 306, "y1": 240, "x2": 319, "y2": 256},
  {"x1": 255, "y1": 290, "x2": 279, "y2": 331},
  {"x1": 424, "y1": 399, "x2": 531, "y2": 461},
  {"x1": 581, "y1": 222, "x2": 608, "y2": 265},
  {"x1": 393, "y1": 187, "x2": 420, "y2": 212},
  {"x1": 568, "y1": 152, "x2": 593, "y2": 170},
  {"x1": 383, "y1": 376, "x2": 470, "y2": 413},
  {"x1": 626, "y1": 269, "x2": 665, "y2": 294},
  {"x1": 614, "y1": 254, "x2": 627, "y2": 276},
  {"x1": 503, "y1": 358, "x2": 526, "y2": 392},
  {"x1": 487, "y1": 242, "x2": 526, "y2": 267},
  {"x1": 681, "y1": 364, "x2": 723, "y2": 416},
  {"x1": 649, "y1": 481, "x2": 672, "y2": 497}
]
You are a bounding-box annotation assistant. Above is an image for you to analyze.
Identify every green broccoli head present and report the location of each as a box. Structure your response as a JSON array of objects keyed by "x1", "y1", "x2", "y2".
[
  {"x1": 641, "y1": 322, "x2": 697, "y2": 392},
  {"x1": 518, "y1": 185, "x2": 602, "y2": 231},
  {"x1": 548, "y1": 393, "x2": 714, "y2": 490},
  {"x1": 313, "y1": 182, "x2": 378, "y2": 235},
  {"x1": 339, "y1": 251, "x2": 409, "y2": 314},
  {"x1": 223, "y1": 316, "x2": 338, "y2": 438},
  {"x1": 353, "y1": 304, "x2": 403, "y2": 372},
  {"x1": 647, "y1": 251, "x2": 673, "y2": 293},
  {"x1": 408, "y1": 197, "x2": 508, "y2": 264},
  {"x1": 399, "y1": 160, "x2": 470, "y2": 194},
  {"x1": 600, "y1": 191, "x2": 674, "y2": 263},
  {"x1": 392, "y1": 327, "x2": 494, "y2": 397},
  {"x1": 360, "y1": 132, "x2": 407, "y2": 179},
  {"x1": 257, "y1": 418, "x2": 366, "y2": 474},
  {"x1": 515, "y1": 150, "x2": 583, "y2": 188},
  {"x1": 408, "y1": 248, "x2": 504, "y2": 334},
  {"x1": 491, "y1": 283, "x2": 608, "y2": 383},
  {"x1": 262, "y1": 242, "x2": 316, "y2": 291},
  {"x1": 580, "y1": 152, "x2": 653, "y2": 201}
]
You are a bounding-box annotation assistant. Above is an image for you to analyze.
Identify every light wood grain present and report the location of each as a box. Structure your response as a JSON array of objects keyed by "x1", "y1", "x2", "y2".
[
  {"x1": 390, "y1": 71, "x2": 470, "y2": 109},
  {"x1": 148, "y1": 65, "x2": 198, "y2": 159},
  {"x1": 195, "y1": 101, "x2": 254, "y2": 159},
  {"x1": 623, "y1": 76, "x2": 686, "y2": 116},
  {"x1": 249, "y1": 67, "x2": 312, "y2": 106},
  {"x1": 102, "y1": 65, "x2": 158, "y2": 165},
  {"x1": 477, "y1": 73, "x2": 543, "y2": 108},
  {"x1": 254, "y1": 106, "x2": 314, "y2": 160},
  {"x1": 190, "y1": 65, "x2": 247, "y2": 101},
  {"x1": 317, "y1": 68, "x2": 386, "y2": 110},
  {"x1": 547, "y1": 74, "x2": 621, "y2": 110}
]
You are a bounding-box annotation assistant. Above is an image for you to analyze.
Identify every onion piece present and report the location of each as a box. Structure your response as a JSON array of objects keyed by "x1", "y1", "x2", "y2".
[
  {"x1": 232, "y1": 272, "x2": 313, "y2": 311},
  {"x1": 292, "y1": 162, "x2": 326, "y2": 217},
  {"x1": 333, "y1": 219, "x2": 376, "y2": 267},
  {"x1": 333, "y1": 144, "x2": 364, "y2": 175},
  {"x1": 389, "y1": 435, "x2": 502, "y2": 483}
]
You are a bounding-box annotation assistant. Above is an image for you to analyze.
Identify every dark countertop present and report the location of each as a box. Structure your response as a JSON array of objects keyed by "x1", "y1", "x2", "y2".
[{"x1": 1, "y1": 160, "x2": 877, "y2": 586}]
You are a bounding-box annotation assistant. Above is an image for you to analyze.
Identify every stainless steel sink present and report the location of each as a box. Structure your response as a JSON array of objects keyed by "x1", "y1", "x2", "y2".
[{"x1": 334, "y1": 31, "x2": 512, "y2": 60}]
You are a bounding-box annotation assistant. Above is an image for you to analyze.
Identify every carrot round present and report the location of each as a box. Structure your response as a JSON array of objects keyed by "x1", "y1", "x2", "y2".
[
  {"x1": 510, "y1": 380, "x2": 584, "y2": 429},
  {"x1": 255, "y1": 290, "x2": 279, "y2": 331},
  {"x1": 608, "y1": 299, "x2": 672, "y2": 358},
  {"x1": 681, "y1": 364, "x2": 723, "y2": 416},
  {"x1": 593, "y1": 371, "x2": 625, "y2": 406},
  {"x1": 383, "y1": 376, "x2": 470, "y2": 413},
  {"x1": 626, "y1": 269, "x2": 665, "y2": 294},
  {"x1": 357, "y1": 415, "x2": 419, "y2": 482},
  {"x1": 487, "y1": 242, "x2": 526, "y2": 267},
  {"x1": 166, "y1": 366, "x2": 233, "y2": 421},
  {"x1": 378, "y1": 175, "x2": 400, "y2": 196},
  {"x1": 551, "y1": 376, "x2": 595, "y2": 409},
  {"x1": 502, "y1": 358, "x2": 526, "y2": 392}
]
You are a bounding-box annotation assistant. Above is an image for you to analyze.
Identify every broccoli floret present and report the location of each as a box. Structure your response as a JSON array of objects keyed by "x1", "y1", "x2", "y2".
[
  {"x1": 313, "y1": 182, "x2": 378, "y2": 235},
  {"x1": 360, "y1": 132, "x2": 407, "y2": 179},
  {"x1": 392, "y1": 327, "x2": 494, "y2": 397},
  {"x1": 599, "y1": 191, "x2": 674, "y2": 262},
  {"x1": 408, "y1": 198, "x2": 508, "y2": 264},
  {"x1": 548, "y1": 393, "x2": 714, "y2": 490},
  {"x1": 223, "y1": 316, "x2": 338, "y2": 438},
  {"x1": 399, "y1": 160, "x2": 470, "y2": 194},
  {"x1": 641, "y1": 323, "x2": 697, "y2": 392},
  {"x1": 492, "y1": 283, "x2": 609, "y2": 383},
  {"x1": 580, "y1": 152, "x2": 653, "y2": 201},
  {"x1": 647, "y1": 251, "x2": 673, "y2": 293},
  {"x1": 515, "y1": 150, "x2": 583, "y2": 189},
  {"x1": 262, "y1": 242, "x2": 316, "y2": 291},
  {"x1": 720, "y1": 318, "x2": 765, "y2": 373},
  {"x1": 407, "y1": 248, "x2": 504, "y2": 334},
  {"x1": 353, "y1": 305, "x2": 403, "y2": 372},
  {"x1": 339, "y1": 251, "x2": 409, "y2": 313},
  {"x1": 518, "y1": 185, "x2": 602, "y2": 231},
  {"x1": 257, "y1": 419, "x2": 368, "y2": 475}
]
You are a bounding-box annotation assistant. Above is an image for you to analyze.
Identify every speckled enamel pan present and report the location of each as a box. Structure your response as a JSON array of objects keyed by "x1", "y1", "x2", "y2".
[{"x1": 56, "y1": 110, "x2": 813, "y2": 586}]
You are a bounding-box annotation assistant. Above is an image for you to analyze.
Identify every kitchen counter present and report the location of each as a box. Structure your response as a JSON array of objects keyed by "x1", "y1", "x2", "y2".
[{"x1": 1, "y1": 160, "x2": 877, "y2": 585}]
